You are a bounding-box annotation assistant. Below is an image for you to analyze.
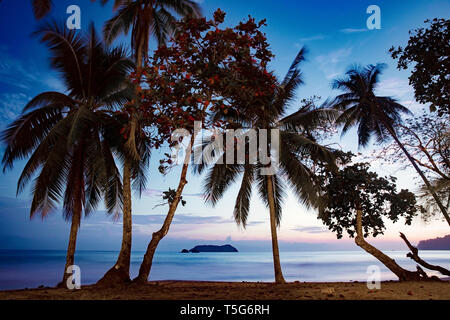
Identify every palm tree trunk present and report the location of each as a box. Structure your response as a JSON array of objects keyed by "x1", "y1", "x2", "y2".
[
  {"x1": 98, "y1": 38, "x2": 145, "y2": 286},
  {"x1": 97, "y1": 159, "x2": 133, "y2": 286},
  {"x1": 354, "y1": 206, "x2": 424, "y2": 281},
  {"x1": 60, "y1": 211, "x2": 80, "y2": 287},
  {"x1": 118, "y1": 158, "x2": 133, "y2": 270},
  {"x1": 386, "y1": 126, "x2": 450, "y2": 226},
  {"x1": 266, "y1": 175, "x2": 286, "y2": 284},
  {"x1": 134, "y1": 135, "x2": 195, "y2": 284}
]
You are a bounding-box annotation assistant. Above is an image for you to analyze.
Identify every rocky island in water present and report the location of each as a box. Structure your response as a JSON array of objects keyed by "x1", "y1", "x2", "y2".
[{"x1": 181, "y1": 244, "x2": 238, "y2": 253}]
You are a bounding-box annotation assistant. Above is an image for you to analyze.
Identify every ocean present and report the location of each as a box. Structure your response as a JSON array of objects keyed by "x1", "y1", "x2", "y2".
[{"x1": 0, "y1": 250, "x2": 449, "y2": 290}]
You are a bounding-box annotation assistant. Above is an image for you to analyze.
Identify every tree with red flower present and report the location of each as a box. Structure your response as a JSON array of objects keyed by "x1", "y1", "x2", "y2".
[{"x1": 132, "y1": 9, "x2": 277, "y2": 283}]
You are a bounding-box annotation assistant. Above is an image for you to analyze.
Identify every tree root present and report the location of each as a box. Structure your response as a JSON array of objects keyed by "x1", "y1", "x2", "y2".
[{"x1": 96, "y1": 265, "x2": 131, "y2": 288}]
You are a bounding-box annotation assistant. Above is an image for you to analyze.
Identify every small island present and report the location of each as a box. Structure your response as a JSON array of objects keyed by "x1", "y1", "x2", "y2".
[{"x1": 180, "y1": 244, "x2": 238, "y2": 253}]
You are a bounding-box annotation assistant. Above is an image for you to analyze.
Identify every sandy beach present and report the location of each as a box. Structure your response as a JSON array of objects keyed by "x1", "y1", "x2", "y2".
[{"x1": 0, "y1": 280, "x2": 449, "y2": 300}]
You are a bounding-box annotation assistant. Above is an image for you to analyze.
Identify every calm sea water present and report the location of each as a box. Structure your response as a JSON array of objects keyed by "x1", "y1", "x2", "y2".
[{"x1": 0, "y1": 250, "x2": 449, "y2": 290}]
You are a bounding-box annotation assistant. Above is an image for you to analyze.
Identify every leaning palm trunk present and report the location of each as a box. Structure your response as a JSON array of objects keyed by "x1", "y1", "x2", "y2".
[
  {"x1": 266, "y1": 175, "x2": 286, "y2": 284},
  {"x1": 60, "y1": 211, "x2": 81, "y2": 287},
  {"x1": 384, "y1": 123, "x2": 450, "y2": 226},
  {"x1": 134, "y1": 135, "x2": 195, "y2": 284},
  {"x1": 354, "y1": 206, "x2": 427, "y2": 281},
  {"x1": 97, "y1": 159, "x2": 133, "y2": 285}
]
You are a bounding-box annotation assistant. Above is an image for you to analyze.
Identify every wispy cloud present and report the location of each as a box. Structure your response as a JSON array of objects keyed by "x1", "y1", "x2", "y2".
[
  {"x1": 315, "y1": 47, "x2": 353, "y2": 80},
  {"x1": 246, "y1": 220, "x2": 266, "y2": 227},
  {"x1": 296, "y1": 34, "x2": 327, "y2": 43},
  {"x1": 131, "y1": 213, "x2": 235, "y2": 235},
  {"x1": 0, "y1": 93, "x2": 30, "y2": 129},
  {"x1": 291, "y1": 226, "x2": 328, "y2": 234},
  {"x1": 340, "y1": 28, "x2": 368, "y2": 34},
  {"x1": 376, "y1": 77, "x2": 426, "y2": 113},
  {"x1": 0, "y1": 46, "x2": 63, "y2": 91},
  {"x1": 142, "y1": 188, "x2": 164, "y2": 197},
  {"x1": 376, "y1": 78, "x2": 413, "y2": 98},
  {"x1": 398, "y1": 100, "x2": 427, "y2": 113},
  {"x1": 136, "y1": 214, "x2": 233, "y2": 225}
]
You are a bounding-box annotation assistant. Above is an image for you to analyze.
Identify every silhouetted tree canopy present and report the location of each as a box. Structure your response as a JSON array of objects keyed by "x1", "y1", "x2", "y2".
[
  {"x1": 390, "y1": 18, "x2": 450, "y2": 116},
  {"x1": 318, "y1": 152, "x2": 419, "y2": 238}
]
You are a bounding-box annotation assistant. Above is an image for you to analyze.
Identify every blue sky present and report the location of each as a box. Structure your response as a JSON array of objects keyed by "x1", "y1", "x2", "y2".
[{"x1": 0, "y1": 0, "x2": 449, "y2": 251}]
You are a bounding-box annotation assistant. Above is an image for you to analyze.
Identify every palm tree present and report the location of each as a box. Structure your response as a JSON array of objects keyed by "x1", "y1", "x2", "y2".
[
  {"x1": 418, "y1": 176, "x2": 450, "y2": 220},
  {"x1": 104, "y1": 0, "x2": 201, "y2": 67},
  {"x1": 1, "y1": 22, "x2": 133, "y2": 287},
  {"x1": 98, "y1": 0, "x2": 201, "y2": 284},
  {"x1": 332, "y1": 64, "x2": 450, "y2": 226},
  {"x1": 194, "y1": 49, "x2": 337, "y2": 283},
  {"x1": 30, "y1": 0, "x2": 53, "y2": 19}
]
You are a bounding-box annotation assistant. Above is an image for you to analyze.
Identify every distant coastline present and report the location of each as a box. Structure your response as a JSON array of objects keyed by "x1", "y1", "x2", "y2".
[{"x1": 418, "y1": 235, "x2": 450, "y2": 250}]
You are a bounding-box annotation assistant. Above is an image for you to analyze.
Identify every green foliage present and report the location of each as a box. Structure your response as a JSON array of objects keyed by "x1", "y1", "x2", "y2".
[
  {"x1": 390, "y1": 18, "x2": 450, "y2": 116},
  {"x1": 162, "y1": 188, "x2": 186, "y2": 207},
  {"x1": 133, "y1": 9, "x2": 277, "y2": 161},
  {"x1": 1, "y1": 23, "x2": 133, "y2": 220},
  {"x1": 371, "y1": 110, "x2": 449, "y2": 220},
  {"x1": 103, "y1": 0, "x2": 201, "y2": 63},
  {"x1": 318, "y1": 157, "x2": 419, "y2": 239},
  {"x1": 194, "y1": 44, "x2": 337, "y2": 228}
]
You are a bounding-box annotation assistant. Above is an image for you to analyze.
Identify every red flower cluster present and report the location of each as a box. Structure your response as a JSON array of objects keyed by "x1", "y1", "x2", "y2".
[{"x1": 128, "y1": 9, "x2": 277, "y2": 164}]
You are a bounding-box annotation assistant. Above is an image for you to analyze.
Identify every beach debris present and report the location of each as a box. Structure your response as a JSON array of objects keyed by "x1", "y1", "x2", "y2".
[{"x1": 321, "y1": 287, "x2": 335, "y2": 294}]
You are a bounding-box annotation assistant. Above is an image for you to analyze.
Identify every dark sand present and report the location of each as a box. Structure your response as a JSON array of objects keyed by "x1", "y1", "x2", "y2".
[{"x1": 0, "y1": 280, "x2": 449, "y2": 300}]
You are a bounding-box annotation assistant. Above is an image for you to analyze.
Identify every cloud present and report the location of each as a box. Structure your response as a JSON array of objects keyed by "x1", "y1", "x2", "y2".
[
  {"x1": 291, "y1": 226, "x2": 328, "y2": 234},
  {"x1": 131, "y1": 213, "x2": 235, "y2": 235},
  {"x1": 183, "y1": 192, "x2": 204, "y2": 197},
  {"x1": 133, "y1": 213, "x2": 234, "y2": 226},
  {"x1": 0, "y1": 196, "x2": 31, "y2": 210},
  {"x1": 296, "y1": 34, "x2": 327, "y2": 45},
  {"x1": 142, "y1": 188, "x2": 164, "y2": 197},
  {"x1": 0, "y1": 46, "x2": 62, "y2": 91},
  {"x1": 246, "y1": 220, "x2": 266, "y2": 226},
  {"x1": 315, "y1": 47, "x2": 353, "y2": 80},
  {"x1": 340, "y1": 28, "x2": 368, "y2": 34},
  {"x1": 375, "y1": 78, "x2": 426, "y2": 113},
  {"x1": 398, "y1": 100, "x2": 428, "y2": 113},
  {"x1": 0, "y1": 46, "x2": 65, "y2": 130},
  {"x1": 0, "y1": 93, "x2": 30, "y2": 129},
  {"x1": 376, "y1": 78, "x2": 412, "y2": 97}
]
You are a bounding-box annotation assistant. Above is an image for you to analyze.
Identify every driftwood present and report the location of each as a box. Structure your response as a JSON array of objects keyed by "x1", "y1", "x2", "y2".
[
  {"x1": 400, "y1": 232, "x2": 450, "y2": 277},
  {"x1": 354, "y1": 210, "x2": 436, "y2": 281}
]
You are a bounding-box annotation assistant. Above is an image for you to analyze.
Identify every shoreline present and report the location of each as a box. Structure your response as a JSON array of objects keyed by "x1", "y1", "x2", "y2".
[{"x1": 0, "y1": 280, "x2": 449, "y2": 300}]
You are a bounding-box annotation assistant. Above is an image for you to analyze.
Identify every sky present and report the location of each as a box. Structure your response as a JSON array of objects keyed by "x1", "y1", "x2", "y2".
[{"x1": 0, "y1": 0, "x2": 449, "y2": 252}]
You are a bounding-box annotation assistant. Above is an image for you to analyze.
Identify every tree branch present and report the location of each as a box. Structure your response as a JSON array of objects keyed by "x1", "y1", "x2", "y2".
[{"x1": 400, "y1": 232, "x2": 450, "y2": 276}]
